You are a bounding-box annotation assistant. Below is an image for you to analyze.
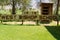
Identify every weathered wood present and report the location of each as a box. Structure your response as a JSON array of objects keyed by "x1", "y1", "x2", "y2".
[{"x1": 40, "y1": 3, "x2": 53, "y2": 23}]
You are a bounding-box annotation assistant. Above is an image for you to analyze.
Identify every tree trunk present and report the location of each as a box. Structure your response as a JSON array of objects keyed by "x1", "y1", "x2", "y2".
[
  {"x1": 12, "y1": 0, "x2": 16, "y2": 14},
  {"x1": 56, "y1": 0, "x2": 59, "y2": 26},
  {"x1": 1, "y1": 5, "x2": 4, "y2": 10}
]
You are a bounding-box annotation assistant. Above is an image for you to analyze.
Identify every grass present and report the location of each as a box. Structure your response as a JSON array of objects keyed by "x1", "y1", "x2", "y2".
[
  {"x1": 0, "y1": 9, "x2": 59, "y2": 40},
  {"x1": 45, "y1": 26, "x2": 60, "y2": 40},
  {"x1": 0, "y1": 24, "x2": 56, "y2": 40}
]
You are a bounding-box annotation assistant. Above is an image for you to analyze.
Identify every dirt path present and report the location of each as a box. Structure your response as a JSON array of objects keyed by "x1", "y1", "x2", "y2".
[
  {"x1": 1, "y1": 21, "x2": 60, "y2": 26},
  {"x1": 2, "y1": 21, "x2": 36, "y2": 25}
]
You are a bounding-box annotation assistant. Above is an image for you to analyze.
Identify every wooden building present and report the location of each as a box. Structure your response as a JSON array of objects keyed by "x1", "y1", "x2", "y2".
[
  {"x1": 41, "y1": 3, "x2": 53, "y2": 15},
  {"x1": 40, "y1": 3, "x2": 53, "y2": 23}
]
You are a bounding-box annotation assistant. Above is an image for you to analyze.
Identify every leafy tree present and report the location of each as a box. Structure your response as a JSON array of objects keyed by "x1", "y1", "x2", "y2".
[
  {"x1": 0, "y1": 0, "x2": 10, "y2": 9},
  {"x1": 17, "y1": 0, "x2": 30, "y2": 12},
  {"x1": 56, "y1": 0, "x2": 60, "y2": 26},
  {"x1": 11, "y1": 0, "x2": 16, "y2": 14},
  {"x1": 11, "y1": 0, "x2": 30, "y2": 14},
  {"x1": 15, "y1": 0, "x2": 30, "y2": 25}
]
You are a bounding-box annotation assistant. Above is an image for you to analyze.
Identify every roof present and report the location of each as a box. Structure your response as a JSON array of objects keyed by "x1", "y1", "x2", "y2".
[{"x1": 41, "y1": 0, "x2": 53, "y2": 3}]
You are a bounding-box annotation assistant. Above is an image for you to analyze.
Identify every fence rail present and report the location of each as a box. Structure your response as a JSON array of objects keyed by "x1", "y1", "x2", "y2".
[{"x1": 0, "y1": 14, "x2": 58, "y2": 22}]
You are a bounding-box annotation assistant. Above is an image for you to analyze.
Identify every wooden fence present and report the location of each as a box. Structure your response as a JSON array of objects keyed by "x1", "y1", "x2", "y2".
[{"x1": 0, "y1": 14, "x2": 58, "y2": 24}]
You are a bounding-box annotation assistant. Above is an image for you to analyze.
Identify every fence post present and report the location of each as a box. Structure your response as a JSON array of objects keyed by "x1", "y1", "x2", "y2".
[
  {"x1": 21, "y1": 20, "x2": 23, "y2": 25},
  {"x1": 36, "y1": 20, "x2": 39, "y2": 25}
]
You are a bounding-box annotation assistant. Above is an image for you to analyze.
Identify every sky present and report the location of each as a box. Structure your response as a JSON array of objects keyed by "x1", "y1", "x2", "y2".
[
  {"x1": 41, "y1": 0, "x2": 51, "y2": 3},
  {"x1": 31, "y1": 0, "x2": 50, "y2": 9},
  {"x1": 31, "y1": 0, "x2": 40, "y2": 9}
]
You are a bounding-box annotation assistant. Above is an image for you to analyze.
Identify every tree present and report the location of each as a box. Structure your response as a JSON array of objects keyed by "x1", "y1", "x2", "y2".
[
  {"x1": 50, "y1": 0, "x2": 60, "y2": 26},
  {"x1": 11, "y1": 0, "x2": 16, "y2": 14},
  {"x1": 0, "y1": 0, "x2": 10, "y2": 9},
  {"x1": 56, "y1": 0, "x2": 60, "y2": 26},
  {"x1": 16, "y1": 0, "x2": 30, "y2": 25},
  {"x1": 11, "y1": 0, "x2": 30, "y2": 14},
  {"x1": 18, "y1": 0, "x2": 30, "y2": 12}
]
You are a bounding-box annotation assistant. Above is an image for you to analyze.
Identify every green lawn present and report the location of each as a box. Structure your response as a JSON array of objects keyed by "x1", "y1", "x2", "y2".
[{"x1": 0, "y1": 24, "x2": 56, "y2": 40}]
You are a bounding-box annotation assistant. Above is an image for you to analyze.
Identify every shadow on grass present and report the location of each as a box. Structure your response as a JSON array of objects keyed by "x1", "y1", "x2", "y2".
[{"x1": 45, "y1": 26, "x2": 60, "y2": 40}]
